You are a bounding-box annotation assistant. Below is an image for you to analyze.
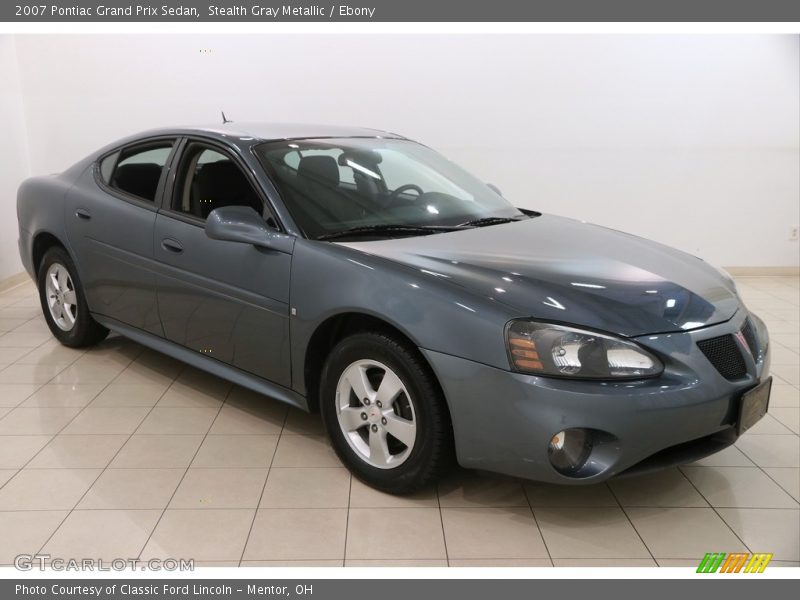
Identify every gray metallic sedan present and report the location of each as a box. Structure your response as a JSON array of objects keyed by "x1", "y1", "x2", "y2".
[{"x1": 17, "y1": 124, "x2": 771, "y2": 493}]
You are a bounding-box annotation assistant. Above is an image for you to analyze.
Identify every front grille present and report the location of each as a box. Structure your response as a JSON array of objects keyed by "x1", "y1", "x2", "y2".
[
  {"x1": 697, "y1": 334, "x2": 747, "y2": 380},
  {"x1": 741, "y1": 317, "x2": 759, "y2": 359}
]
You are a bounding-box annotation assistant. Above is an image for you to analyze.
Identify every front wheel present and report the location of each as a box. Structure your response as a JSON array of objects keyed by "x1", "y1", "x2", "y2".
[
  {"x1": 37, "y1": 246, "x2": 109, "y2": 348},
  {"x1": 320, "y1": 332, "x2": 453, "y2": 494}
]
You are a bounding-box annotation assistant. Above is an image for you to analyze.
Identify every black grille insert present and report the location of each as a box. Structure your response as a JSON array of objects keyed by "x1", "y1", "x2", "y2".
[{"x1": 697, "y1": 334, "x2": 747, "y2": 380}]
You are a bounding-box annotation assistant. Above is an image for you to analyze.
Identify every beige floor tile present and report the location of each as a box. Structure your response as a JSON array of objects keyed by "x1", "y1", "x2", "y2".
[
  {"x1": 0, "y1": 319, "x2": 28, "y2": 333},
  {"x1": 655, "y1": 559, "x2": 702, "y2": 567},
  {"x1": 626, "y1": 507, "x2": 748, "y2": 558},
  {"x1": 610, "y1": 468, "x2": 708, "y2": 507},
  {"x1": 91, "y1": 383, "x2": 167, "y2": 407},
  {"x1": 770, "y1": 407, "x2": 800, "y2": 434},
  {"x1": 764, "y1": 468, "x2": 800, "y2": 502},
  {"x1": 736, "y1": 434, "x2": 800, "y2": 468},
  {"x1": 192, "y1": 561, "x2": 242, "y2": 567},
  {"x1": 282, "y1": 409, "x2": 325, "y2": 436},
  {"x1": 242, "y1": 560, "x2": 344, "y2": 567},
  {"x1": 0, "y1": 307, "x2": 40, "y2": 320},
  {"x1": 272, "y1": 435, "x2": 342, "y2": 468},
  {"x1": 137, "y1": 407, "x2": 219, "y2": 435},
  {"x1": 0, "y1": 468, "x2": 101, "y2": 510},
  {"x1": 157, "y1": 380, "x2": 227, "y2": 409},
  {"x1": 209, "y1": 395, "x2": 286, "y2": 435},
  {"x1": 28, "y1": 434, "x2": 127, "y2": 469},
  {"x1": 170, "y1": 468, "x2": 268, "y2": 509},
  {"x1": 260, "y1": 467, "x2": 350, "y2": 508},
  {"x1": 0, "y1": 331, "x2": 51, "y2": 348},
  {"x1": 20, "y1": 384, "x2": 103, "y2": 408},
  {"x1": 770, "y1": 385, "x2": 799, "y2": 408},
  {"x1": 0, "y1": 363, "x2": 67, "y2": 385},
  {"x1": 0, "y1": 383, "x2": 40, "y2": 407},
  {"x1": 0, "y1": 347, "x2": 37, "y2": 364},
  {"x1": 15, "y1": 343, "x2": 83, "y2": 366},
  {"x1": 175, "y1": 367, "x2": 232, "y2": 395},
  {"x1": 78, "y1": 468, "x2": 185, "y2": 509},
  {"x1": 192, "y1": 435, "x2": 278, "y2": 468},
  {"x1": 553, "y1": 558, "x2": 656, "y2": 567},
  {"x1": 746, "y1": 413, "x2": 794, "y2": 435},
  {"x1": 0, "y1": 407, "x2": 9, "y2": 419},
  {"x1": 767, "y1": 347, "x2": 800, "y2": 365},
  {"x1": 347, "y1": 559, "x2": 449, "y2": 567},
  {"x1": 114, "y1": 354, "x2": 183, "y2": 386},
  {"x1": 346, "y1": 507, "x2": 446, "y2": 560},
  {"x1": 349, "y1": 477, "x2": 437, "y2": 508},
  {"x1": 524, "y1": 482, "x2": 618, "y2": 507},
  {"x1": 42, "y1": 509, "x2": 160, "y2": 560},
  {"x1": 245, "y1": 508, "x2": 347, "y2": 560},
  {"x1": 62, "y1": 407, "x2": 150, "y2": 435},
  {"x1": 718, "y1": 508, "x2": 800, "y2": 561},
  {"x1": 534, "y1": 506, "x2": 649, "y2": 559},
  {"x1": 0, "y1": 435, "x2": 52, "y2": 468},
  {"x1": 0, "y1": 469, "x2": 16, "y2": 487},
  {"x1": 449, "y1": 558, "x2": 551, "y2": 567},
  {"x1": 51, "y1": 359, "x2": 126, "y2": 386},
  {"x1": 682, "y1": 466, "x2": 798, "y2": 508},
  {"x1": 772, "y1": 365, "x2": 800, "y2": 386},
  {"x1": 691, "y1": 445, "x2": 755, "y2": 467},
  {"x1": 110, "y1": 435, "x2": 204, "y2": 468},
  {"x1": 438, "y1": 471, "x2": 528, "y2": 508},
  {"x1": 141, "y1": 508, "x2": 255, "y2": 561},
  {"x1": 0, "y1": 511, "x2": 69, "y2": 564},
  {"x1": 442, "y1": 507, "x2": 548, "y2": 559},
  {"x1": 0, "y1": 406, "x2": 82, "y2": 435}
]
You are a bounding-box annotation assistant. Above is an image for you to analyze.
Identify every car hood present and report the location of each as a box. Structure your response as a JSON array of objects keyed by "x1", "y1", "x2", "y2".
[{"x1": 341, "y1": 214, "x2": 740, "y2": 337}]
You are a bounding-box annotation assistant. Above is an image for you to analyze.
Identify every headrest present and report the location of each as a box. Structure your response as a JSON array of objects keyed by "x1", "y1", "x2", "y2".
[{"x1": 298, "y1": 155, "x2": 339, "y2": 186}]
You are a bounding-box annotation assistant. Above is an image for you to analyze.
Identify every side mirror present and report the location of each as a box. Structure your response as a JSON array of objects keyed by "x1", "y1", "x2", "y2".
[
  {"x1": 487, "y1": 183, "x2": 503, "y2": 197},
  {"x1": 205, "y1": 206, "x2": 293, "y2": 253}
]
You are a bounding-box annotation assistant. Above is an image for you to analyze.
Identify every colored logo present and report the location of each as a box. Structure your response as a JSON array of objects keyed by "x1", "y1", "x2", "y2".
[{"x1": 697, "y1": 552, "x2": 773, "y2": 573}]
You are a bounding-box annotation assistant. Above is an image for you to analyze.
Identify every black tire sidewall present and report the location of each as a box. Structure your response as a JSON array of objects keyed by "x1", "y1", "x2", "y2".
[
  {"x1": 320, "y1": 332, "x2": 449, "y2": 493},
  {"x1": 37, "y1": 247, "x2": 103, "y2": 347}
]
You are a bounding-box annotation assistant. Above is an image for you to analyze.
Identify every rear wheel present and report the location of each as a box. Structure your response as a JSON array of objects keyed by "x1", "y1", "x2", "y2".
[
  {"x1": 37, "y1": 246, "x2": 108, "y2": 347},
  {"x1": 320, "y1": 332, "x2": 453, "y2": 494}
]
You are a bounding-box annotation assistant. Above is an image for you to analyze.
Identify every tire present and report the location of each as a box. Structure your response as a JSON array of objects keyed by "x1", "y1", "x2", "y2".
[
  {"x1": 320, "y1": 331, "x2": 453, "y2": 494},
  {"x1": 37, "y1": 246, "x2": 109, "y2": 348}
]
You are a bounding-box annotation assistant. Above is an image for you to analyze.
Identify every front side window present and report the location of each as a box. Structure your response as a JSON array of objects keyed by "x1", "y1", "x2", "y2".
[
  {"x1": 255, "y1": 138, "x2": 522, "y2": 240},
  {"x1": 106, "y1": 142, "x2": 174, "y2": 202},
  {"x1": 172, "y1": 143, "x2": 264, "y2": 220}
]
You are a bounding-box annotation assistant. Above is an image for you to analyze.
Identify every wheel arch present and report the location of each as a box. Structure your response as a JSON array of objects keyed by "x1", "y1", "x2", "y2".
[
  {"x1": 303, "y1": 311, "x2": 437, "y2": 414},
  {"x1": 31, "y1": 231, "x2": 68, "y2": 276}
]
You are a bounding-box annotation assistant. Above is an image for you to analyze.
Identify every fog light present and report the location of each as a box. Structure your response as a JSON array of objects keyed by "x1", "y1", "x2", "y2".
[{"x1": 548, "y1": 428, "x2": 592, "y2": 475}]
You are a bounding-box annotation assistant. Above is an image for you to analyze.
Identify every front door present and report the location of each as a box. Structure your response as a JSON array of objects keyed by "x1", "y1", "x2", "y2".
[{"x1": 153, "y1": 140, "x2": 293, "y2": 387}]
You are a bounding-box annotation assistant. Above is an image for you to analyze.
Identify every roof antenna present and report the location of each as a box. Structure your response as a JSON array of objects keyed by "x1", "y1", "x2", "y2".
[{"x1": 221, "y1": 111, "x2": 232, "y2": 124}]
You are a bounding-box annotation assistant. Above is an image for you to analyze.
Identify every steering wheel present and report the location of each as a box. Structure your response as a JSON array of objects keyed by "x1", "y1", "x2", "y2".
[{"x1": 386, "y1": 184, "x2": 424, "y2": 205}]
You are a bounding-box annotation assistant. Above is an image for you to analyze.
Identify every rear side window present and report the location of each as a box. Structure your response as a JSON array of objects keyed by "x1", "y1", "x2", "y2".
[{"x1": 103, "y1": 141, "x2": 174, "y2": 202}]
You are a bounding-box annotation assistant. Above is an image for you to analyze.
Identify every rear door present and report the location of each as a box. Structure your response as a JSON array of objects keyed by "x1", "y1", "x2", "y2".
[
  {"x1": 153, "y1": 138, "x2": 293, "y2": 387},
  {"x1": 64, "y1": 138, "x2": 176, "y2": 335}
]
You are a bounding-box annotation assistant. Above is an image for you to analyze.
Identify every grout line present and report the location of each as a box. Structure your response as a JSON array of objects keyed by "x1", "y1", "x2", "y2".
[
  {"x1": 520, "y1": 481, "x2": 554, "y2": 567},
  {"x1": 134, "y1": 372, "x2": 231, "y2": 561},
  {"x1": 435, "y1": 478, "x2": 450, "y2": 567},
  {"x1": 236, "y1": 406, "x2": 289, "y2": 567},
  {"x1": 341, "y1": 465, "x2": 353, "y2": 566},
  {"x1": 605, "y1": 481, "x2": 658, "y2": 564}
]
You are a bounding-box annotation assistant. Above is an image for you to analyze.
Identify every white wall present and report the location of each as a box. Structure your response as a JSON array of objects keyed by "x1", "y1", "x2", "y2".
[
  {"x1": 0, "y1": 36, "x2": 30, "y2": 280},
  {"x1": 6, "y1": 34, "x2": 800, "y2": 273}
]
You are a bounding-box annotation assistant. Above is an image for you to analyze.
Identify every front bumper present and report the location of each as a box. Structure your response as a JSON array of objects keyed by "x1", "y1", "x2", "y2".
[{"x1": 423, "y1": 309, "x2": 770, "y2": 484}]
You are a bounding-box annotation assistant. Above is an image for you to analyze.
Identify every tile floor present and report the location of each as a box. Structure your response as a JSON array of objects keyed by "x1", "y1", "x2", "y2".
[{"x1": 0, "y1": 276, "x2": 798, "y2": 568}]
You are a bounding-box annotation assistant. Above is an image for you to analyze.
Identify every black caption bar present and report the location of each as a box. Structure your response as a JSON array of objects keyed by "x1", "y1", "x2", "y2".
[
  {"x1": 4, "y1": 0, "x2": 800, "y2": 22},
  {"x1": 3, "y1": 580, "x2": 798, "y2": 600}
]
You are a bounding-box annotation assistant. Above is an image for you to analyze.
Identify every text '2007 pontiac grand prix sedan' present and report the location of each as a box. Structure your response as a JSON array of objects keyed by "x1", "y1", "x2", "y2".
[{"x1": 16, "y1": 123, "x2": 771, "y2": 493}]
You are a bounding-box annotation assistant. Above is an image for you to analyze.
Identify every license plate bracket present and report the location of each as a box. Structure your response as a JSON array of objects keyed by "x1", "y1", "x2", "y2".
[{"x1": 737, "y1": 377, "x2": 772, "y2": 436}]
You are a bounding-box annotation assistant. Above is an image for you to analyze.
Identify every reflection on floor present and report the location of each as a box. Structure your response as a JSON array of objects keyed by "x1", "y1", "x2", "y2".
[{"x1": 0, "y1": 276, "x2": 797, "y2": 567}]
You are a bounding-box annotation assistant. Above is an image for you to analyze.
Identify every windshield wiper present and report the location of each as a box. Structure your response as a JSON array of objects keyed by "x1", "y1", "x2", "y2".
[
  {"x1": 317, "y1": 224, "x2": 461, "y2": 241},
  {"x1": 457, "y1": 216, "x2": 527, "y2": 228}
]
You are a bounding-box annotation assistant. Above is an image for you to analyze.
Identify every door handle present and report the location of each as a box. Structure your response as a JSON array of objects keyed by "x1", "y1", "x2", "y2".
[
  {"x1": 75, "y1": 208, "x2": 91, "y2": 220},
  {"x1": 161, "y1": 238, "x2": 184, "y2": 254}
]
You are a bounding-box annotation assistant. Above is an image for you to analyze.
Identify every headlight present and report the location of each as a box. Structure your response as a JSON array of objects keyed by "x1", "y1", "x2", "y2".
[{"x1": 505, "y1": 320, "x2": 663, "y2": 379}]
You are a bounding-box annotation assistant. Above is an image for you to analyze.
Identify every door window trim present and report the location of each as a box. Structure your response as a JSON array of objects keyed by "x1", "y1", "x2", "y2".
[
  {"x1": 159, "y1": 137, "x2": 283, "y2": 232},
  {"x1": 93, "y1": 136, "x2": 179, "y2": 211}
]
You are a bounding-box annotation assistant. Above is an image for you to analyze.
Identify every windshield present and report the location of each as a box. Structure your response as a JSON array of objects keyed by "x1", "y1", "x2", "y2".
[{"x1": 255, "y1": 138, "x2": 523, "y2": 240}]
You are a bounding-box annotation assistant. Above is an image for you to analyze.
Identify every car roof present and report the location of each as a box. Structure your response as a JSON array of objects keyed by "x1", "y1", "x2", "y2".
[{"x1": 139, "y1": 122, "x2": 408, "y2": 143}]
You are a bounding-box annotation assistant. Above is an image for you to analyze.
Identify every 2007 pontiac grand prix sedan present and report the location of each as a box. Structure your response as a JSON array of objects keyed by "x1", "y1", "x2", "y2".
[{"x1": 16, "y1": 123, "x2": 771, "y2": 494}]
